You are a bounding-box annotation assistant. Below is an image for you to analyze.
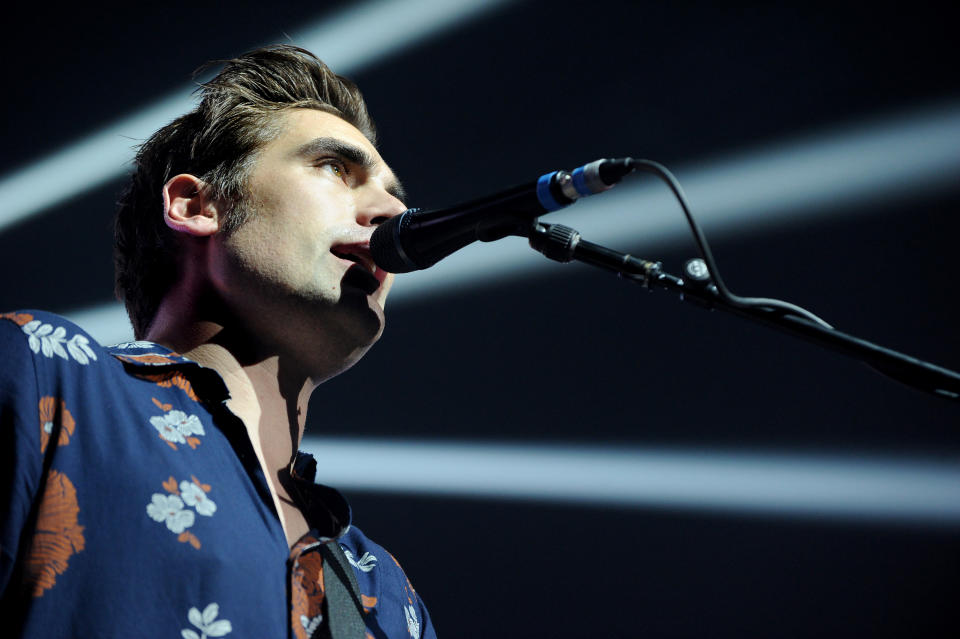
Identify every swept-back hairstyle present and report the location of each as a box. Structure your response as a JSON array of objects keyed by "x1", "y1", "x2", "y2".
[{"x1": 114, "y1": 45, "x2": 376, "y2": 339}]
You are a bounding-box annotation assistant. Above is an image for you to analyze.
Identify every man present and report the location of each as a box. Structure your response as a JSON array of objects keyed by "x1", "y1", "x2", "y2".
[{"x1": 1, "y1": 45, "x2": 435, "y2": 638}]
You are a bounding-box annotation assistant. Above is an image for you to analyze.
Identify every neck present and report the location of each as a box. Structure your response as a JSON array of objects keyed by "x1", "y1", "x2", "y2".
[
  {"x1": 145, "y1": 270, "x2": 382, "y2": 482},
  {"x1": 146, "y1": 292, "x2": 325, "y2": 481}
]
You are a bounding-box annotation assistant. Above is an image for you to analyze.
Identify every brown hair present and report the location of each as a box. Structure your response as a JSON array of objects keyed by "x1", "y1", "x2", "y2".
[{"x1": 114, "y1": 45, "x2": 377, "y2": 339}]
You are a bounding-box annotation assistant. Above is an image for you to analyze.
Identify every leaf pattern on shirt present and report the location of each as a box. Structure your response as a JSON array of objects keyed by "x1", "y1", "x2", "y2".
[
  {"x1": 181, "y1": 602, "x2": 232, "y2": 639},
  {"x1": 388, "y1": 552, "x2": 423, "y2": 637},
  {"x1": 343, "y1": 548, "x2": 378, "y2": 573},
  {"x1": 300, "y1": 613, "x2": 323, "y2": 638},
  {"x1": 404, "y1": 605, "x2": 420, "y2": 639},
  {"x1": 38, "y1": 396, "x2": 75, "y2": 454},
  {"x1": 24, "y1": 470, "x2": 86, "y2": 597},
  {"x1": 112, "y1": 340, "x2": 159, "y2": 349},
  {"x1": 18, "y1": 319, "x2": 97, "y2": 364}
]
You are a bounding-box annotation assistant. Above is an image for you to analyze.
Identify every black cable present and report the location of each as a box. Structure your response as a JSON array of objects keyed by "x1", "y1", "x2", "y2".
[{"x1": 622, "y1": 158, "x2": 834, "y2": 329}]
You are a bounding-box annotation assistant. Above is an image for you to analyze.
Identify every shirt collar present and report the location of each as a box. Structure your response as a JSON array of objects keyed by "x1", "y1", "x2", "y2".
[
  {"x1": 291, "y1": 450, "x2": 353, "y2": 538},
  {"x1": 106, "y1": 340, "x2": 196, "y2": 366},
  {"x1": 108, "y1": 340, "x2": 353, "y2": 538},
  {"x1": 107, "y1": 340, "x2": 233, "y2": 404}
]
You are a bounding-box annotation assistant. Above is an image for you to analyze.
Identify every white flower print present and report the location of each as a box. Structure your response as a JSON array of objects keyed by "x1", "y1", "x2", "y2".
[
  {"x1": 343, "y1": 548, "x2": 378, "y2": 573},
  {"x1": 176, "y1": 412, "x2": 205, "y2": 437},
  {"x1": 405, "y1": 604, "x2": 420, "y2": 638},
  {"x1": 150, "y1": 410, "x2": 204, "y2": 443},
  {"x1": 151, "y1": 416, "x2": 186, "y2": 444},
  {"x1": 146, "y1": 493, "x2": 195, "y2": 534},
  {"x1": 182, "y1": 602, "x2": 232, "y2": 639},
  {"x1": 21, "y1": 320, "x2": 96, "y2": 364},
  {"x1": 180, "y1": 481, "x2": 217, "y2": 516}
]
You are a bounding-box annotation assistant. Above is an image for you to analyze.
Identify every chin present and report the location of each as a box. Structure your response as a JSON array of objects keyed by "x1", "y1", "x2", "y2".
[
  {"x1": 288, "y1": 298, "x2": 385, "y2": 383},
  {"x1": 328, "y1": 286, "x2": 387, "y2": 345}
]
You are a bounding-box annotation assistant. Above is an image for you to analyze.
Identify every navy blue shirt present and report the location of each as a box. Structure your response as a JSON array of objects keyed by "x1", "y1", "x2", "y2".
[{"x1": 0, "y1": 310, "x2": 435, "y2": 639}]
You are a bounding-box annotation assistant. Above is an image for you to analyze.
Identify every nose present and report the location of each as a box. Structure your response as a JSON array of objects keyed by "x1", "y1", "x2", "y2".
[{"x1": 356, "y1": 184, "x2": 407, "y2": 227}]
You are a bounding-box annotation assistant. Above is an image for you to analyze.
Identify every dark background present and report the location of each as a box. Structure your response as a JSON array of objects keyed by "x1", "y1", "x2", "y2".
[{"x1": 2, "y1": 1, "x2": 958, "y2": 636}]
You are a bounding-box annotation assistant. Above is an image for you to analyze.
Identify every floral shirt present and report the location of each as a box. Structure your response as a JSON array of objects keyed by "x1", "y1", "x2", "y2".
[{"x1": 0, "y1": 310, "x2": 435, "y2": 639}]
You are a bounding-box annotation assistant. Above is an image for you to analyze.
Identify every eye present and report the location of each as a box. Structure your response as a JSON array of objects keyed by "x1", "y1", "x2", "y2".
[{"x1": 317, "y1": 158, "x2": 349, "y2": 181}]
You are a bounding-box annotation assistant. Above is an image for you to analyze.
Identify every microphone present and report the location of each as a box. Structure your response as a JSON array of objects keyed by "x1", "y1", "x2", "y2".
[{"x1": 370, "y1": 158, "x2": 634, "y2": 273}]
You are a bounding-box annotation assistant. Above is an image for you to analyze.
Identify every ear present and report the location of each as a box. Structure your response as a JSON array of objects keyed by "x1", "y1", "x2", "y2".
[{"x1": 162, "y1": 174, "x2": 221, "y2": 237}]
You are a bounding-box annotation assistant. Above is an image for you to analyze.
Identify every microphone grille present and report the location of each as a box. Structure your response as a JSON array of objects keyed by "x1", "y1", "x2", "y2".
[{"x1": 370, "y1": 209, "x2": 421, "y2": 274}]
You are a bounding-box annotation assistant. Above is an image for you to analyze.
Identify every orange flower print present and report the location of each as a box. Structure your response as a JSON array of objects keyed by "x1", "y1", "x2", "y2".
[
  {"x1": 291, "y1": 547, "x2": 326, "y2": 639},
  {"x1": 38, "y1": 397, "x2": 75, "y2": 454},
  {"x1": 115, "y1": 353, "x2": 181, "y2": 365},
  {"x1": 162, "y1": 476, "x2": 180, "y2": 494},
  {"x1": 24, "y1": 470, "x2": 85, "y2": 597},
  {"x1": 0, "y1": 311, "x2": 34, "y2": 326},
  {"x1": 136, "y1": 370, "x2": 200, "y2": 402},
  {"x1": 178, "y1": 531, "x2": 202, "y2": 550}
]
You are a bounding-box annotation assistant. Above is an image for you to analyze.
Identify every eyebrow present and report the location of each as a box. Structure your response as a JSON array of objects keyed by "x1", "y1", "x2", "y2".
[{"x1": 294, "y1": 136, "x2": 407, "y2": 203}]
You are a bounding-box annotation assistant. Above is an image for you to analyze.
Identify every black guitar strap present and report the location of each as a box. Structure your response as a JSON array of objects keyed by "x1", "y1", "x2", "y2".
[{"x1": 320, "y1": 540, "x2": 367, "y2": 639}]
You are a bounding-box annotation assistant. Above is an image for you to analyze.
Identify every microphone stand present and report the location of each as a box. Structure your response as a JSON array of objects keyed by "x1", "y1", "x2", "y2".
[{"x1": 525, "y1": 220, "x2": 960, "y2": 401}]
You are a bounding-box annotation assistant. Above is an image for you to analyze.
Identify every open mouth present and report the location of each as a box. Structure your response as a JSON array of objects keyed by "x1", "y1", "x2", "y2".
[
  {"x1": 330, "y1": 245, "x2": 377, "y2": 274},
  {"x1": 331, "y1": 244, "x2": 385, "y2": 294}
]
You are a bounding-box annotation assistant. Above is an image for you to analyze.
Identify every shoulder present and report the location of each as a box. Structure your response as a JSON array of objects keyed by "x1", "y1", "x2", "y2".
[
  {"x1": 339, "y1": 525, "x2": 391, "y2": 575},
  {"x1": 0, "y1": 309, "x2": 101, "y2": 367},
  {"x1": 0, "y1": 309, "x2": 194, "y2": 369},
  {"x1": 339, "y1": 525, "x2": 435, "y2": 638},
  {"x1": 0, "y1": 310, "x2": 105, "y2": 401}
]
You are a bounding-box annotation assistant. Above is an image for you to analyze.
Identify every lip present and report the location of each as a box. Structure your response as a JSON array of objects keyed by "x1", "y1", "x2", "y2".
[{"x1": 330, "y1": 241, "x2": 388, "y2": 286}]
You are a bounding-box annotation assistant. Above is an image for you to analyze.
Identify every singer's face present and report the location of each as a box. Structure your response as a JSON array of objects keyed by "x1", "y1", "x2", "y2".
[{"x1": 208, "y1": 108, "x2": 406, "y2": 361}]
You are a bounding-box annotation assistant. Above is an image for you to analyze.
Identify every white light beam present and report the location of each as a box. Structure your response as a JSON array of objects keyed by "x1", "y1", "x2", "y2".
[
  {"x1": 63, "y1": 102, "x2": 960, "y2": 345},
  {"x1": 0, "y1": 0, "x2": 514, "y2": 233},
  {"x1": 301, "y1": 437, "x2": 960, "y2": 525}
]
